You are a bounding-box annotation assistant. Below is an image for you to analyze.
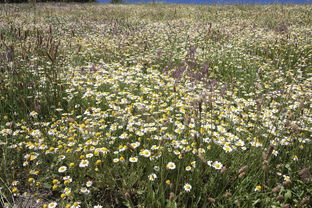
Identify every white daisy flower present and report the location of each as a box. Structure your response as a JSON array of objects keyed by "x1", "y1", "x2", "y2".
[
  {"x1": 79, "y1": 160, "x2": 89, "y2": 168},
  {"x1": 71, "y1": 202, "x2": 81, "y2": 208},
  {"x1": 212, "y1": 161, "x2": 223, "y2": 170},
  {"x1": 80, "y1": 187, "x2": 90, "y2": 195},
  {"x1": 58, "y1": 166, "x2": 67, "y2": 173},
  {"x1": 166, "y1": 162, "x2": 176, "y2": 170},
  {"x1": 148, "y1": 173, "x2": 157, "y2": 181},
  {"x1": 86, "y1": 181, "x2": 93, "y2": 187},
  {"x1": 183, "y1": 183, "x2": 192, "y2": 192},
  {"x1": 129, "y1": 157, "x2": 138, "y2": 163},
  {"x1": 139, "y1": 149, "x2": 151, "y2": 157},
  {"x1": 48, "y1": 202, "x2": 57, "y2": 208},
  {"x1": 185, "y1": 166, "x2": 192, "y2": 171}
]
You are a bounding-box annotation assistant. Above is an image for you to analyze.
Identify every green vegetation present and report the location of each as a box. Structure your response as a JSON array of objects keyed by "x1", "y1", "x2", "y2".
[
  {"x1": 2, "y1": 0, "x2": 96, "y2": 3},
  {"x1": 0, "y1": 3, "x2": 311, "y2": 208}
]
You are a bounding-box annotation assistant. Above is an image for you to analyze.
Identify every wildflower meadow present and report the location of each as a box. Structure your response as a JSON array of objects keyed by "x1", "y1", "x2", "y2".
[{"x1": 0, "y1": 3, "x2": 311, "y2": 208}]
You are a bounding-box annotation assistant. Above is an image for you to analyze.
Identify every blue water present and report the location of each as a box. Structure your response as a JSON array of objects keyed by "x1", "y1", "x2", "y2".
[{"x1": 97, "y1": 0, "x2": 311, "y2": 3}]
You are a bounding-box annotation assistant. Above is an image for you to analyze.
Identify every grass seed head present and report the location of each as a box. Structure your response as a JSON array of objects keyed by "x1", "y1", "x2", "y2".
[
  {"x1": 169, "y1": 192, "x2": 175, "y2": 200},
  {"x1": 220, "y1": 166, "x2": 227, "y2": 175},
  {"x1": 276, "y1": 195, "x2": 284, "y2": 201},
  {"x1": 299, "y1": 197, "x2": 310, "y2": 206},
  {"x1": 238, "y1": 166, "x2": 248, "y2": 174},
  {"x1": 238, "y1": 172, "x2": 246, "y2": 178},
  {"x1": 124, "y1": 192, "x2": 131, "y2": 200},
  {"x1": 234, "y1": 200, "x2": 240, "y2": 207},
  {"x1": 271, "y1": 186, "x2": 281, "y2": 193},
  {"x1": 263, "y1": 145, "x2": 274, "y2": 161},
  {"x1": 276, "y1": 164, "x2": 284, "y2": 169},
  {"x1": 197, "y1": 154, "x2": 207, "y2": 166},
  {"x1": 298, "y1": 168, "x2": 311, "y2": 182},
  {"x1": 207, "y1": 197, "x2": 216, "y2": 203},
  {"x1": 262, "y1": 160, "x2": 269, "y2": 171},
  {"x1": 223, "y1": 192, "x2": 232, "y2": 198}
]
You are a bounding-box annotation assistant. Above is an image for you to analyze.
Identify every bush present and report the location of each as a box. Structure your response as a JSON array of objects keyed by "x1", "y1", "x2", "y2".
[{"x1": 111, "y1": 0, "x2": 123, "y2": 4}]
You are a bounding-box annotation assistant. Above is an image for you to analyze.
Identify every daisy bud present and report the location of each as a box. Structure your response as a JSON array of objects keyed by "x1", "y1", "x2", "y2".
[
  {"x1": 28, "y1": 178, "x2": 34, "y2": 183},
  {"x1": 96, "y1": 160, "x2": 101, "y2": 165}
]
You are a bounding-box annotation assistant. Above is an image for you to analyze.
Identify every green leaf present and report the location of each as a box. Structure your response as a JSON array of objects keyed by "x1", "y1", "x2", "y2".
[
  {"x1": 122, "y1": 200, "x2": 133, "y2": 208},
  {"x1": 137, "y1": 189, "x2": 145, "y2": 195},
  {"x1": 125, "y1": 171, "x2": 142, "y2": 188},
  {"x1": 285, "y1": 164, "x2": 292, "y2": 171},
  {"x1": 166, "y1": 200, "x2": 177, "y2": 208},
  {"x1": 252, "y1": 199, "x2": 260, "y2": 205},
  {"x1": 284, "y1": 190, "x2": 292, "y2": 200},
  {"x1": 43, "y1": 183, "x2": 52, "y2": 189}
]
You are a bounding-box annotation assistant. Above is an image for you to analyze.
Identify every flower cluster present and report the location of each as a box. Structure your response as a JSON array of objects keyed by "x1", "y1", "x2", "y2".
[{"x1": 0, "y1": 3, "x2": 311, "y2": 208}]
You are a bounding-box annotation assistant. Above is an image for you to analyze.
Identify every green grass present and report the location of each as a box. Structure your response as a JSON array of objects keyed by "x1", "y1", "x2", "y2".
[{"x1": 0, "y1": 3, "x2": 311, "y2": 208}]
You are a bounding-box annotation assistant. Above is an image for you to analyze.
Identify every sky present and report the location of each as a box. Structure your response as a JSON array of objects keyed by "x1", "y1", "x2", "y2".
[{"x1": 97, "y1": 0, "x2": 311, "y2": 3}]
